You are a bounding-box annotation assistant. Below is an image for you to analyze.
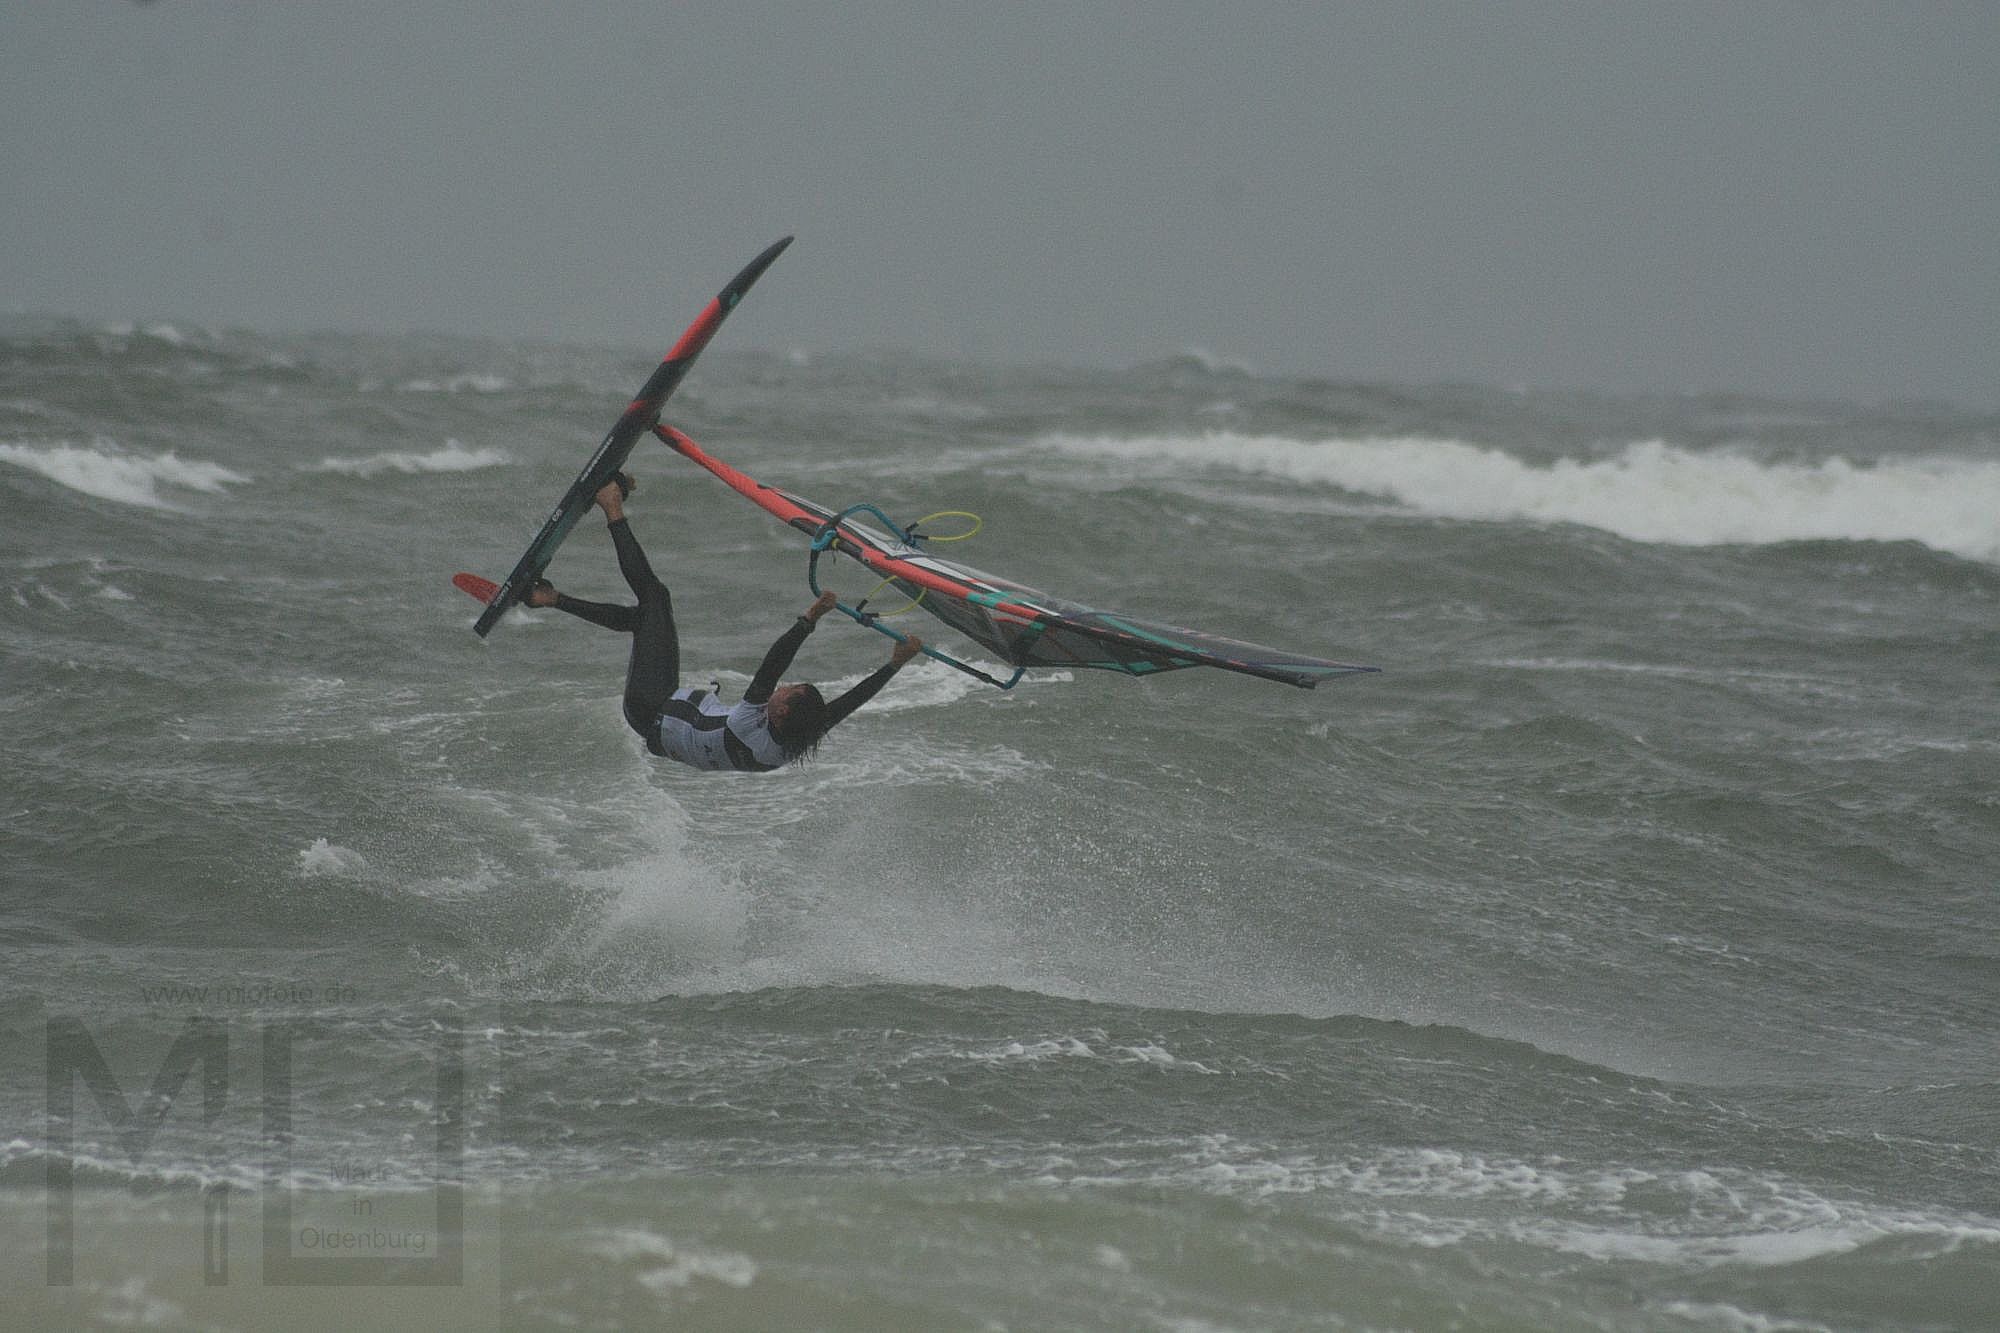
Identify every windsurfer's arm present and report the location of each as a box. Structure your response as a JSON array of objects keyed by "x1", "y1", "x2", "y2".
[
  {"x1": 823, "y1": 636, "x2": 923, "y2": 730},
  {"x1": 745, "y1": 591, "x2": 840, "y2": 703}
]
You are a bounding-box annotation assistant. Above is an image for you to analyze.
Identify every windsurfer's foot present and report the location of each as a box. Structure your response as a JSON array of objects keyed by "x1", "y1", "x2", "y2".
[{"x1": 523, "y1": 578, "x2": 558, "y2": 609}]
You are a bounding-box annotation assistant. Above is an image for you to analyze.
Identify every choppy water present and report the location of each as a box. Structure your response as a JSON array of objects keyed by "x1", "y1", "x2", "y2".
[{"x1": 3, "y1": 314, "x2": 1998, "y2": 1330}]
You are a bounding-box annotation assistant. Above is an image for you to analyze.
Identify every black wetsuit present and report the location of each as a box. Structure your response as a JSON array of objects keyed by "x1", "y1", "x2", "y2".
[{"x1": 553, "y1": 517, "x2": 898, "y2": 771}]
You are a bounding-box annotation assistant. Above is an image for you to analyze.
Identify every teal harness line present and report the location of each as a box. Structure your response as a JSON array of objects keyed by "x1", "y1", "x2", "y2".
[{"x1": 806, "y1": 502, "x2": 1030, "y2": 690}]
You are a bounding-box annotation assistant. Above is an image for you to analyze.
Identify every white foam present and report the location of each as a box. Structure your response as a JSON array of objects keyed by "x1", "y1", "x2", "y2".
[
  {"x1": 803, "y1": 733, "x2": 1044, "y2": 794},
  {"x1": 397, "y1": 372, "x2": 511, "y2": 394},
  {"x1": 1321, "y1": 1147, "x2": 1572, "y2": 1203},
  {"x1": 1098, "y1": 1142, "x2": 2000, "y2": 1276},
  {"x1": 672, "y1": 845, "x2": 1081, "y2": 1001},
  {"x1": 949, "y1": 1034, "x2": 1220, "y2": 1075},
  {"x1": 1117, "y1": 1040, "x2": 1217, "y2": 1073},
  {"x1": 963, "y1": 1036, "x2": 1098, "y2": 1063},
  {"x1": 296, "y1": 838, "x2": 368, "y2": 877},
  {"x1": 1515, "y1": 1204, "x2": 2000, "y2": 1270},
  {"x1": 1655, "y1": 1302, "x2": 1832, "y2": 1333},
  {"x1": 581, "y1": 1227, "x2": 758, "y2": 1291},
  {"x1": 1038, "y1": 432, "x2": 2000, "y2": 561},
  {"x1": 573, "y1": 848, "x2": 747, "y2": 985},
  {"x1": 507, "y1": 782, "x2": 756, "y2": 999},
  {"x1": 0, "y1": 441, "x2": 247, "y2": 509},
  {"x1": 310, "y1": 439, "x2": 508, "y2": 476}
]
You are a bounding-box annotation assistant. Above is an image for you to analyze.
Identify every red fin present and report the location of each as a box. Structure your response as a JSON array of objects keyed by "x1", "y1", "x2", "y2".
[{"x1": 452, "y1": 572, "x2": 500, "y2": 605}]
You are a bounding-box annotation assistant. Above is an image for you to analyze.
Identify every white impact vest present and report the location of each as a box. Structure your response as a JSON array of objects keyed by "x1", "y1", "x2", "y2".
[{"x1": 653, "y1": 687, "x2": 788, "y2": 772}]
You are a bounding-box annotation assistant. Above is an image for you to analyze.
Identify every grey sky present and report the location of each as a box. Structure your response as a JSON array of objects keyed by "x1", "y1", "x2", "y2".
[{"x1": 6, "y1": 2, "x2": 1995, "y2": 408}]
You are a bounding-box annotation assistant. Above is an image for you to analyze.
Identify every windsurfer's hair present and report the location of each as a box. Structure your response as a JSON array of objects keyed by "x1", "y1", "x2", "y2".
[{"x1": 772, "y1": 684, "x2": 829, "y2": 762}]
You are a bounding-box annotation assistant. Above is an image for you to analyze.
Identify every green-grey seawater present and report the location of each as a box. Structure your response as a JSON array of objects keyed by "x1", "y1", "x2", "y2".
[{"x1": 3, "y1": 318, "x2": 1997, "y2": 1330}]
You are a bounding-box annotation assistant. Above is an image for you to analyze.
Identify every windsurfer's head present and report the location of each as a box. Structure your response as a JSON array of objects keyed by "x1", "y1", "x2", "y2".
[{"x1": 766, "y1": 682, "x2": 829, "y2": 761}]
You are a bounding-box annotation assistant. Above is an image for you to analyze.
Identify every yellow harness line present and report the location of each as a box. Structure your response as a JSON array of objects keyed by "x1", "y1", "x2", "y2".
[{"x1": 853, "y1": 510, "x2": 982, "y2": 617}]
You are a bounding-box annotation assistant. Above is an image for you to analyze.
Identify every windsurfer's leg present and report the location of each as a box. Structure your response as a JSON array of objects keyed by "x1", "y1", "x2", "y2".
[
  {"x1": 519, "y1": 577, "x2": 637, "y2": 632},
  {"x1": 597, "y1": 481, "x2": 680, "y2": 739},
  {"x1": 551, "y1": 595, "x2": 638, "y2": 633}
]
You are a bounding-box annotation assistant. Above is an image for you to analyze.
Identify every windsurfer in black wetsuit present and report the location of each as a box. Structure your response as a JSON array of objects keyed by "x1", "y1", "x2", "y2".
[{"x1": 524, "y1": 476, "x2": 922, "y2": 771}]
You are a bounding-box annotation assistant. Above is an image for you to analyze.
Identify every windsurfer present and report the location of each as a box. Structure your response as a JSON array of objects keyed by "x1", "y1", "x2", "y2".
[{"x1": 525, "y1": 475, "x2": 922, "y2": 770}]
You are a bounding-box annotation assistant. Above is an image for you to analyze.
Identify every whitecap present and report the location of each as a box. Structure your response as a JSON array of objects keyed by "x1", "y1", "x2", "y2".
[
  {"x1": 297, "y1": 838, "x2": 368, "y2": 877},
  {"x1": 962, "y1": 1036, "x2": 1098, "y2": 1063},
  {"x1": 310, "y1": 439, "x2": 508, "y2": 477},
  {"x1": 1037, "y1": 432, "x2": 2000, "y2": 562},
  {"x1": 0, "y1": 441, "x2": 247, "y2": 509},
  {"x1": 396, "y1": 372, "x2": 511, "y2": 394}
]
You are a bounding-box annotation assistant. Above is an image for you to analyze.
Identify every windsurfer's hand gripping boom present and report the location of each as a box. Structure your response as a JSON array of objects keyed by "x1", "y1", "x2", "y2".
[{"x1": 806, "y1": 587, "x2": 920, "y2": 666}]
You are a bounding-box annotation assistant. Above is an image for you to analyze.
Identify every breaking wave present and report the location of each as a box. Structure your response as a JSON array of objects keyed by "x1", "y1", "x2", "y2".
[
  {"x1": 0, "y1": 440, "x2": 247, "y2": 509},
  {"x1": 310, "y1": 439, "x2": 508, "y2": 476},
  {"x1": 1039, "y1": 432, "x2": 2000, "y2": 562}
]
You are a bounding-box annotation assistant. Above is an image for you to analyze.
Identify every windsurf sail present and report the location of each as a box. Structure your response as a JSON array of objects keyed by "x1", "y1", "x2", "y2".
[{"x1": 654, "y1": 424, "x2": 1377, "y2": 690}]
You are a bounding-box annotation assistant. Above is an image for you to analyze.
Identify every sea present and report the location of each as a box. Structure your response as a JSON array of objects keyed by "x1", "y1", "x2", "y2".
[{"x1": 2, "y1": 314, "x2": 1996, "y2": 1331}]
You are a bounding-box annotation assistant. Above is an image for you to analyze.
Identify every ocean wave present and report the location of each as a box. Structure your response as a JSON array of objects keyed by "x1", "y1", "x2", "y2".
[
  {"x1": 309, "y1": 439, "x2": 508, "y2": 476},
  {"x1": 1037, "y1": 432, "x2": 2000, "y2": 561},
  {"x1": 0, "y1": 440, "x2": 247, "y2": 508}
]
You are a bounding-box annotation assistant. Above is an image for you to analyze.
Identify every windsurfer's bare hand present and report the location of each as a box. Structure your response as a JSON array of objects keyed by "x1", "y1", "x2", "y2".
[
  {"x1": 806, "y1": 590, "x2": 839, "y2": 622},
  {"x1": 891, "y1": 636, "x2": 923, "y2": 667}
]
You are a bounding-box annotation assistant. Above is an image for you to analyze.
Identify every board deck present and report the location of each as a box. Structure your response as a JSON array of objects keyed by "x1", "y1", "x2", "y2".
[{"x1": 469, "y1": 236, "x2": 793, "y2": 637}]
